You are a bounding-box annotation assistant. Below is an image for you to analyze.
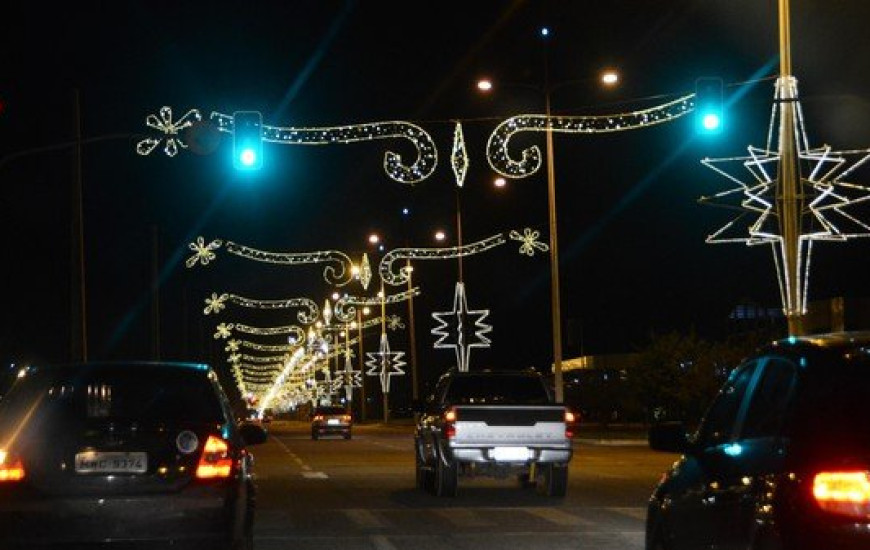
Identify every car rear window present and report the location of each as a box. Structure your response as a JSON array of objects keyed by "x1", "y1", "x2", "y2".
[
  {"x1": 316, "y1": 407, "x2": 347, "y2": 415},
  {"x1": 790, "y1": 358, "x2": 870, "y2": 453},
  {"x1": 0, "y1": 364, "x2": 225, "y2": 427},
  {"x1": 446, "y1": 374, "x2": 551, "y2": 405}
]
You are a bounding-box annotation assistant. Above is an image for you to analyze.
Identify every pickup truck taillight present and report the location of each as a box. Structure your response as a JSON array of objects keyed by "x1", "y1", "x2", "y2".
[
  {"x1": 0, "y1": 449, "x2": 25, "y2": 482},
  {"x1": 812, "y1": 470, "x2": 870, "y2": 519},
  {"x1": 564, "y1": 409, "x2": 578, "y2": 438},
  {"x1": 443, "y1": 407, "x2": 457, "y2": 439},
  {"x1": 196, "y1": 435, "x2": 234, "y2": 479}
]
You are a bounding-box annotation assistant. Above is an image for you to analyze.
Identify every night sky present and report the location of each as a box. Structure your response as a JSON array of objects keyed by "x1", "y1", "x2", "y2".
[{"x1": 3, "y1": 1, "x2": 870, "y2": 396}]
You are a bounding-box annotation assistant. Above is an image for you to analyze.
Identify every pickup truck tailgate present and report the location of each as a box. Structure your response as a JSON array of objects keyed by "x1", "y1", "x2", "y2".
[{"x1": 452, "y1": 405, "x2": 567, "y2": 445}]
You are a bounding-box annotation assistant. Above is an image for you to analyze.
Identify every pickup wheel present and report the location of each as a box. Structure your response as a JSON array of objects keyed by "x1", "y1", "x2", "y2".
[
  {"x1": 433, "y1": 455, "x2": 458, "y2": 497},
  {"x1": 415, "y1": 442, "x2": 433, "y2": 491},
  {"x1": 538, "y1": 464, "x2": 568, "y2": 497}
]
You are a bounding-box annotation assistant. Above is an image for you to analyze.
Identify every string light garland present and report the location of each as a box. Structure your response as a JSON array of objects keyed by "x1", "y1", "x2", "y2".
[
  {"x1": 486, "y1": 94, "x2": 694, "y2": 178},
  {"x1": 431, "y1": 281, "x2": 493, "y2": 372},
  {"x1": 138, "y1": 107, "x2": 438, "y2": 185},
  {"x1": 378, "y1": 234, "x2": 507, "y2": 286},
  {"x1": 203, "y1": 293, "x2": 318, "y2": 324},
  {"x1": 213, "y1": 322, "x2": 306, "y2": 342},
  {"x1": 187, "y1": 236, "x2": 357, "y2": 287},
  {"x1": 333, "y1": 288, "x2": 420, "y2": 323},
  {"x1": 698, "y1": 76, "x2": 870, "y2": 316}
]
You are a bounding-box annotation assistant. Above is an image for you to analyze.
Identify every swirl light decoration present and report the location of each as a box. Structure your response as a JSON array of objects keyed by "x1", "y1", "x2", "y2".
[
  {"x1": 378, "y1": 234, "x2": 507, "y2": 286},
  {"x1": 213, "y1": 322, "x2": 306, "y2": 343},
  {"x1": 138, "y1": 107, "x2": 438, "y2": 185},
  {"x1": 203, "y1": 294, "x2": 318, "y2": 324},
  {"x1": 213, "y1": 112, "x2": 437, "y2": 185},
  {"x1": 186, "y1": 237, "x2": 356, "y2": 287},
  {"x1": 332, "y1": 288, "x2": 421, "y2": 323},
  {"x1": 486, "y1": 94, "x2": 694, "y2": 178},
  {"x1": 698, "y1": 76, "x2": 870, "y2": 317}
]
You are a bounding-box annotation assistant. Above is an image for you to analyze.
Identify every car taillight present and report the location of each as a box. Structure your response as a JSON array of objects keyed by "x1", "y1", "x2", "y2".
[
  {"x1": 196, "y1": 435, "x2": 234, "y2": 479},
  {"x1": 443, "y1": 407, "x2": 457, "y2": 439},
  {"x1": 342, "y1": 415, "x2": 352, "y2": 422},
  {"x1": 0, "y1": 450, "x2": 25, "y2": 482},
  {"x1": 812, "y1": 471, "x2": 870, "y2": 519},
  {"x1": 564, "y1": 409, "x2": 577, "y2": 438},
  {"x1": 313, "y1": 415, "x2": 324, "y2": 422}
]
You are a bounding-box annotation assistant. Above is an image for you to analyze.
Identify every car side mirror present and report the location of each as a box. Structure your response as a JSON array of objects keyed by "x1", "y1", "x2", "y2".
[
  {"x1": 239, "y1": 422, "x2": 268, "y2": 446},
  {"x1": 648, "y1": 421, "x2": 691, "y2": 453}
]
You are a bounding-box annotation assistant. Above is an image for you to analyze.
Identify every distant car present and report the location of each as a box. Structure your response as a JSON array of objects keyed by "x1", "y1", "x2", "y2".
[
  {"x1": 310, "y1": 405, "x2": 352, "y2": 440},
  {"x1": 0, "y1": 361, "x2": 268, "y2": 549},
  {"x1": 646, "y1": 331, "x2": 870, "y2": 550}
]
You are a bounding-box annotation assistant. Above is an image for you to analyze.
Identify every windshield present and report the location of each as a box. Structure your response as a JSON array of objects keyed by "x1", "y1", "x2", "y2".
[{"x1": 0, "y1": 364, "x2": 225, "y2": 430}]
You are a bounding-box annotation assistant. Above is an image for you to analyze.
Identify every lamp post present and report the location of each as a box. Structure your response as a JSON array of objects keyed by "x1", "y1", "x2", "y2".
[{"x1": 476, "y1": 62, "x2": 619, "y2": 403}]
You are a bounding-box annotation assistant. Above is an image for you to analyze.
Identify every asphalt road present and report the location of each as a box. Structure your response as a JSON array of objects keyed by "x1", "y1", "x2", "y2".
[{"x1": 250, "y1": 421, "x2": 679, "y2": 550}]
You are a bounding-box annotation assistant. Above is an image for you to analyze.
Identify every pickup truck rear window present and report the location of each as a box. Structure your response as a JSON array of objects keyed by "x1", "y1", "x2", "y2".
[{"x1": 445, "y1": 375, "x2": 551, "y2": 405}]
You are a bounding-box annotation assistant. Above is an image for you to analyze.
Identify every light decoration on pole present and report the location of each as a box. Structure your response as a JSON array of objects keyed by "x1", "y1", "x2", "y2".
[
  {"x1": 698, "y1": 76, "x2": 870, "y2": 322},
  {"x1": 365, "y1": 333, "x2": 406, "y2": 394},
  {"x1": 509, "y1": 228, "x2": 550, "y2": 256},
  {"x1": 202, "y1": 293, "x2": 318, "y2": 324},
  {"x1": 332, "y1": 288, "x2": 421, "y2": 323},
  {"x1": 377, "y1": 234, "x2": 507, "y2": 286},
  {"x1": 138, "y1": 107, "x2": 438, "y2": 186},
  {"x1": 187, "y1": 236, "x2": 358, "y2": 287},
  {"x1": 212, "y1": 322, "x2": 305, "y2": 342},
  {"x1": 430, "y1": 282, "x2": 493, "y2": 372},
  {"x1": 451, "y1": 122, "x2": 469, "y2": 187},
  {"x1": 485, "y1": 94, "x2": 694, "y2": 178}
]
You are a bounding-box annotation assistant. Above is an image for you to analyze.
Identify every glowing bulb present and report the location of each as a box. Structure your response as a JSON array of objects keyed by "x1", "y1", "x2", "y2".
[
  {"x1": 477, "y1": 79, "x2": 493, "y2": 92},
  {"x1": 435, "y1": 230, "x2": 446, "y2": 241},
  {"x1": 494, "y1": 177, "x2": 507, "y2": 188},
  {"x1": 601, "y1": 70, "x2": 619, "y2": 86}
]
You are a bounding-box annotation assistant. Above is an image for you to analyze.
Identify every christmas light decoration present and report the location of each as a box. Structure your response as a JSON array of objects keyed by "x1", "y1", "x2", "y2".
[
  {"x1": 487, "y1": 94, "x2": 694, "y2": 178},
  {"x1": 135, "y1": 106, "x2": 202, "y2": 157},
  {"x1": 333, "y1": 288, "x2": 420, "y2": 323},
  {"x1": 452, "y1": 122, "x2": 469, "y2": 187},
  {"x1": 365, "y1": 333, "x2": 406, "y2": 393},
  {"x1": 358, "y1": 253, "x2": 373, "y2": 290},
  {"x1": 698, "y1": 76, "x2": 870, "y2": 316},
  {"x1": 378, "y1": 234, "x2": 507, "y2": 286},
  {"x1": 431, "y1": 282, "x2": 492, "y2": 372},
  {"x1": 339, "y1": 351, "x2": 362, "y2": 402},
  {"x1": 386, "y1": 314, "x2": 405, "y2": 330},
  {"x1": 509, "y1": 227, "x2": 550, "y2": 256},
  {"x1": 186, "y1": 237, "x2": 356, "y2": 287},
  {"x1": 203, "y1": 293, "x2": 318, "y2": 324}
]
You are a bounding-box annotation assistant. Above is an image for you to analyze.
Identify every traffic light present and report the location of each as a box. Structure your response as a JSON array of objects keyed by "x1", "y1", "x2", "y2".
[
  {"x1": 694, "y1": 77, "x2": 724, "y2": 135},
  {"x1": 232, "y1": 111, "x2": 263, "y2": 170}
]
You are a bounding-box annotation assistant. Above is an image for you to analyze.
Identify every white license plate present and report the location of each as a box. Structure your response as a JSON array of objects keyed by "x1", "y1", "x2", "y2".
[
  {"x1": 490, "y1": 447, "x2": 530, "y2": 462},
  {"x1": 327, "y1": 419, "x2": 340, "y2": 425},
  {"x1": 75, "y1": 451, "x2": 147, "y2": 474}
]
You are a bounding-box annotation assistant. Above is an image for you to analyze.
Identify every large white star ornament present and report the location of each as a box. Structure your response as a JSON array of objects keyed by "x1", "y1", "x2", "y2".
[
  {"x1": 430, "y1": 282, "x2": 492, "y2": 372},
  {"x1": 365, "y1": 333, "x2": 406, "y2": 393}
]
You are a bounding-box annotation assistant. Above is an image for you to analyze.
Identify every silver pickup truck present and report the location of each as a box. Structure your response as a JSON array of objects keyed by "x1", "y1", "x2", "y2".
[{"x1": 413, "y1": 369, "x2": 575, "y2": 497}]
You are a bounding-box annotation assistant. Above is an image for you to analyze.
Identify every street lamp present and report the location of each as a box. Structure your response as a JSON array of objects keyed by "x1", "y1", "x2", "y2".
[{"x1": 475, "y1": 62, "x2": 620, "y2": 403}]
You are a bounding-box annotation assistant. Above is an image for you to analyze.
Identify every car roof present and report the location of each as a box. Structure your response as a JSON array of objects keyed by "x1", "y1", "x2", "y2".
[
  {"x1": 758, "y1": 330, "x2": 870, "y2": 367},
  {"x1": 27, "y1": 361, "x2": 212, "y2": 372}
]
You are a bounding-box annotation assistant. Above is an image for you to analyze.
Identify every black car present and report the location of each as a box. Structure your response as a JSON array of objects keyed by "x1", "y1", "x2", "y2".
[
  {"x1": 646, "y1": 331, "x2": 870, "y2": 550},
  {"x1": 0, "y1": 361, "x2": 268, "y2": 549}
]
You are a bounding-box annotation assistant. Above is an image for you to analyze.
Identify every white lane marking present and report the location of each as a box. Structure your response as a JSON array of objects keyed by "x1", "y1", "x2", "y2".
[
  {"x1": 301, "y1": 471, "x2": 329, "y2": 479},
  {"x1": 433, "y1": 508, "x2": 494, "y2": 527},
  {"x1": 609, "y1": 507, "x2": 647, "y2": 520},
  {"x1": 370, "y1": 535, "x2": 399, "y2": 550},
  {"x1": 525, "y1": 507, "x2": 595, "y2": 527},
  {"x1": 343, "y1": 509, "x2": 388, "y2": 529}
]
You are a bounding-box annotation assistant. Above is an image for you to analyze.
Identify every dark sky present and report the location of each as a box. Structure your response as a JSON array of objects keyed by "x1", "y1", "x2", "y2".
[{"x1": 3, "y1": 1, "x2": 870, "y2": 394}]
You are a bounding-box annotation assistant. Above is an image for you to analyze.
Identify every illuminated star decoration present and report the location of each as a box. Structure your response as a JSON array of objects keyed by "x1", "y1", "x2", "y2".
[
  {"x1": 187, "y1": 236, "x2": 222, "y2": 267},
  {"x1": 386, "y1": 314, "x2": 405, "y2": 330},
  {"x1": 431, "y1": 282, "x2": 492, "y2": 372},
  {"x1": 699, "y1": 76, "x2": 870, "y2": 315},
  {"x1": 341, "y1": 351, "x2": 363, "y2": 402},
  {"x1": 365, "y1": 333, "x2": 406, "y2": 393},
  {"x1": 136, "y1": 106, "x2": 202, "y2": 157},
  {"x1": 510, "y1": 228, "x2": 550, "y2": 256}
]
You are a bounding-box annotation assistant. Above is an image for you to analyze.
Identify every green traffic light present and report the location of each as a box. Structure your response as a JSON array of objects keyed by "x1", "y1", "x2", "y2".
[
  {"x1": 702, "y1": 113, "x2": 721, "y2": 132},
  {"x1": 239, "y1": 148, "x2": 258, "y2": 167}
]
